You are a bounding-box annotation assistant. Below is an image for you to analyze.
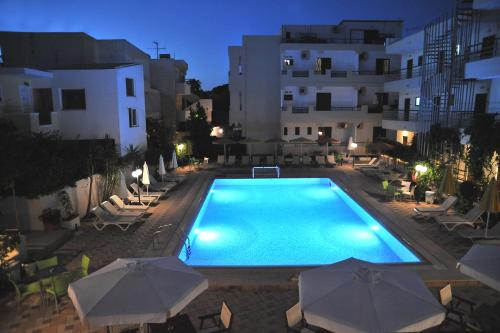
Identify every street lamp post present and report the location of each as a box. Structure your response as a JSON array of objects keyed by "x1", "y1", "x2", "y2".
[{"x1": 131, "y1": 168, "x2": 143, "y2": 203}]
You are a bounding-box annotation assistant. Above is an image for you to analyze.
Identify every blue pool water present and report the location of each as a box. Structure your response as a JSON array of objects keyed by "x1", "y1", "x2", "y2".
[{"x1": 179, "y1": 178, "x2": 420, "y2": 266}]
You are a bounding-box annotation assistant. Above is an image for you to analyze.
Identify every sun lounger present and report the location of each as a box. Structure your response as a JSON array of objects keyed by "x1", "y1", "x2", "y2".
[
  {"x1": 110, "y1": 195, "x2": 149, "y2": 210},
  {"x1": 251, "y1": 155, "x2": 261, "y2": 165},
  {"x1": 265, "y1": 155, "x2": 274, "y2": 165},
  {"x1": 126, "y1": 189, "x2": 159, "y2": 204},
  {"x1": 316, "y1": 155, "x2": 326, "y2": 167},
  {"x1": 217, "y1": 155, "x2": 225, "y2": 165},
  {"x1": 303, "y1": 156, "x2": 312, "y2": 166},
  {"x1": 152, "y1": 174, "x2": 184, "y2": 185},
  {"x1": 148, "y1": 177, "x2": 177, "y2": 192},
  {"x1": 458, "y1": 222, "x2": 500, "y2": 240},
  {"x1": 91, "y1": 206, "x2": 142, "y2": 231},
  {"x1": 292, "y1": 155, "x2": 300, "y2": 166},
  {"x1": 227, "y1": 155, "x2": 236, "y2": 166},
  {"x1": 435, "y1": 205, "x2": 484, "y2": 231},
  {"x1": 354, "y1": 158, "x2": 377, "y2": 169},
  {"x1": 277, "y1": 155, "x2": 285, "y2": 166},
  {"x1": 356, "y1": 160, "x2": 383, "y2": 170},
  {"x1": 327, "y1": 155, "x2": 337, "y2": 167},
  {"x1": 101, "y1": 201, "x2": 145, "y2": 218},
  {"x1": 130, "y1": 183, "x2": 164, "y2": 198},
  {"x1": 241, "y1": 155, "x2": 250, "y2": 166},
  {"x1": 414, "y1": 196, "x2": 458, "y2": 218}
]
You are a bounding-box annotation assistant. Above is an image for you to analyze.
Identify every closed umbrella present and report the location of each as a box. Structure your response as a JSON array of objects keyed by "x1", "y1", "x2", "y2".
[
  {"x1": 289, "y1": 137, "x2": 315, "y2": 156},
  {"x1": 68, "y1": 257, "x2": 208, "y2": 329},
  {"x1": 117, "y1": 171, "x2": 129, "y2": 199},
  {"x1": 479, "y1": 178, "x2": 500, "y2": 238},
  {"x1": 158, "y1": 154, "x2": 166, "y2": 182},
  {"x1": 458, "y1": 244, "x2": 500, "y2": 292},
  {"x1": 299, "y1": 258, "x2": 445, "y2": 333},
  {"x1": 142, "y1": 162, "x2": 150, "y2": 195},
  {"x1": 169, "y1": 150, "x2": 178, "y2": 170},
  {"x1": 438, "y1": 165, "x2": 457, "y2": 196}
]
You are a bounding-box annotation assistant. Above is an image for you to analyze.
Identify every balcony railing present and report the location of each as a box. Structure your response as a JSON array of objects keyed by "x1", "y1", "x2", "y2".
[
  {"x1": 330, "y1": 71, "x2": 348, "y2": 78},
  {"x1": 385, "y1": 66, "x2": 422, "y2": 81},
  {"x1": 282, "y1": 36, "x2": 393, "y2": 45},
  {"x1": 383, "y1": 110, "x2": 419, "y2": 121},
  {"x1": 465, "y1": 37, "x2": 500, "y2": 62},
  {"x1": 316, "y1": 106, "x2": 361, "y2": 112},
  {"x1": 292, "y1": 70, "x2": 309, "y2": 78},
  {"x1": 292, "y1": 106, "x2": 310, "y2": 113}
]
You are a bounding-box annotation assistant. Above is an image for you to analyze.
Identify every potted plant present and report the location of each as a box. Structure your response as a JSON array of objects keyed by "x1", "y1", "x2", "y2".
[
  {"x1": 39, "y1": 208, "x2": 61, "y2": 231},
  {"x1": 57, "y1": 190, "x2": 80, "y2": 231}
]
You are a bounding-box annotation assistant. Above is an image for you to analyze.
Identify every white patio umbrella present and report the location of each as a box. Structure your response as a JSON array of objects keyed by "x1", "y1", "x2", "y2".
[
  {"x1": 68, "y1": 257, "x2": 208, "y2": 329},
  {"x1": 142, "y1": 162, "x2": 150, "y2": 195},
  {"x1": 299, "y1": 258, "x2": 445, "y2": 333},
  {"x1": 117, "y1": 171, "x2": 129, "y2": 199},
  {"x1": 169, "y1": 150, "x2": 178, "y2": 170},
  {"x1": 458, "y1": 244, "x2": 500, "y2": 292},
  {"x1": 158, "y1": 154, "x2": 167, "y2": 182}
]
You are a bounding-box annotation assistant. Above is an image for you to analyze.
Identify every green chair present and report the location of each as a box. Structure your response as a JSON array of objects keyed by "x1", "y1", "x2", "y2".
[
  {"x1": 45, "y1": 272, "x2": 71, "y2": 313},
  {"x1": 36, "y1": 256, "x2": 58, "y2": 271},
  {"x1": 386, "y1": 185, "x2": 401, "y2": 201},
  {"x1": 69, "y1": 255, "x2": 90, "y2": 281},
  {"x1": 382, "y1": 180, "x2": 389, "y2": 191},
  {"x1": 8, "y1": 276, "x2": 42, "y2": 306}
]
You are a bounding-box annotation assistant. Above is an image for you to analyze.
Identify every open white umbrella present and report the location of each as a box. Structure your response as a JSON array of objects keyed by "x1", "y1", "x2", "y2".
[
  {"x1": 117, "y1": 171, "x2": 129, "y2": 199},
  {"x1": 458, "y1": 244, "x2": 500, "y2": 292},
  {"x1": 142, "y1": 162, "x2": 150, "y2": 195},
  {"x1": 68, "y1": 257, "x2": 208, "y2": 329},
  {"x1": 169, "y1": 150, "x2": 178, "y2": 170},
  {"x1": 158, "y1": 155, "x2": 167, "y2": 182},
  {"x1": 299, "y1": 258, "x2": 445, "y2": 333}
]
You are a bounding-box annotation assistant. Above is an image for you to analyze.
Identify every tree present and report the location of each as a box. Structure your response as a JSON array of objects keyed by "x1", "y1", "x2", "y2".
[
  {"x1": 186, "y1": 79, "x2": 205, "y2": 97},
  {"x1": 186, "y1": 103, "x2": 213, "y2": 158}
]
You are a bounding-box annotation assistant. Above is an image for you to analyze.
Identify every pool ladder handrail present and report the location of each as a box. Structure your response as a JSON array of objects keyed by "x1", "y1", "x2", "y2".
[
  {"x1": 152, "y1": 224, "x2": 191, "y2": 259},
  {"x1": 252, "y1": 165, "x2": 280, "y2": 178}
]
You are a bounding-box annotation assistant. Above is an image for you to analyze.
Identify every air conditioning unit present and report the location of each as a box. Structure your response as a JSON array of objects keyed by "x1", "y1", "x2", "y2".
[
  {"x1": 301, "y1": 50, "x2": 310, "y2": 60},
  {"x1": 299, "y1": 87, "x2": 308, "y2": 95}
]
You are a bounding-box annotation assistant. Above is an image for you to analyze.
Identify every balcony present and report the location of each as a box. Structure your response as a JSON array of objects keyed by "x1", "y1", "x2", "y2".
[
  {"x1": 385, "y1": 66, "x2": 422, "y2": 81},
  {"x1": 384, "y1": 68, "x2": 421, "y2": 92},
  {"x1": 315, "y1": 106, "x2": 361, "y2": 112},
  {"x1": 175, "y1": 82, "x2": 191, "y2": 95},
  {"x1": 464, "y1": 37, "x2": 500, "y2": 79},
  {"x1": 292, "y1": 106, "x2": 311, "y2": 114},
  {"x1": 381, "y1": 110, "x2": 418, "y2": 132},
  {"x1": 1, "y1": 107, "x2": 59, "y2": 133},
  {"x1": 292, "y1": 70, "x2": 309, "y2": 78},
  {"x1": 281, "y1": 69, "x2": 385, "y2": 84}
]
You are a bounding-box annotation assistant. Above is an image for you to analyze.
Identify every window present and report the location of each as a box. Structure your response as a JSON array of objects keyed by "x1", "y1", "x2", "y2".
[
  {"x1": 448, "y1": 95, "x2": 455, "y2": 106},
  {"x1": 126, "y1": 78, "x2": 135, "y2": 96},
  {"x1": 283, "y1": 94, "x2": 293, "y2": 101},
  {"x1": 316, "y1": 92, "x2": 331, "y2": 111},
  {"x1": 307, "y1": 127, "x2": 312, "y2": 135},
  {"x1": 295, "y1": 127, "x2": 300, "y2": 135},
  {"x1": 376, "y1": 59, "x2": 390, "y2": 75},
  {"x1": 283, "y1": 127, "x2": 288, "y2": 136},
  {"x1": 239, "y1": 91, "x2": 242, "y2": 111},
  {"x1": 415, "y1": 97, "x2": 420, "y2": 106},
  {"x1": 62, "y1": 89, "x2": 86, "y2": 110},
  {"x1": 238, "y1": 56, "x2": 243, "y2": 75},
  {"x1": 318, "y1": 126, "x2": 332, "y2": 138},
  {"x1": 418, "y1": 55, "x2": 423, "y2": 66},
  {"x1": 128, "y1": 108, "x2": 138, "y2": 127},
  {"x1": 283, "y1": 58, "x2": 294, "y2": 66}
]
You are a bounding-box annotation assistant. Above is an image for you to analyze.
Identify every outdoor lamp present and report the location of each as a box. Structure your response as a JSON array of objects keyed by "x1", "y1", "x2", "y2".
[
  {"x1": 132, "y1": 168, "x2": 142, "y2": 202},
  {"x1": 415, "y1": 164, "x2": 428, "y2": 174},
  {"x1": 218, "y1": 128, "x2": 224, "y2": 134},
  {"x1": 350, "y1": 142, "x2": 358, "y2": 149},
  {"x1": 318, "y1": 131, "x2": 323, "y2": 136}
]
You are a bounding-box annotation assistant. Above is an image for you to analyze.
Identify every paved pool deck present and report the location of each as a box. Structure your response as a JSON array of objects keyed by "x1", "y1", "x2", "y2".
[{"x1": 1, "y1": 164, "x2": 499, "y2": 333}]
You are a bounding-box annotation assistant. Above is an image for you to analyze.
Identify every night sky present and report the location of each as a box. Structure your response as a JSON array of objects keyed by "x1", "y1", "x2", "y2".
[{"x1": 0, "y1": 0, "x2": 453, "y2": 89}]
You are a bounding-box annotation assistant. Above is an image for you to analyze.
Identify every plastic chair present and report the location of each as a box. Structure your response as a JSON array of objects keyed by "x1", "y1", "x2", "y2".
[
  {"x1": 36, "y1": 256, "x2": 58, "y2": 271},
  {"x1": 45, "y1": 272, "x2": 72, "y2": 313},
  {"x1": 8, "y1": 276, "x2": 43, "y2": 306},
  {"x1": 199, "y1": 302, "x2": 233, "y2": 332}
]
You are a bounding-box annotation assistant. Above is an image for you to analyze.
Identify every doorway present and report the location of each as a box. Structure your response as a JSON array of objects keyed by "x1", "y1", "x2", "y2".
[
  {"x1": 474, "y1": 93, "x2": 488, "y2": 114},
  {"x1": 404, "y1": 98, "x2": 411, "y2": 121},
  {"x1": 406, "y1": 58, "x2": 413, "y2": 78},
  {"x1": 376, "y1": 59, "x2": 390, "y2": 75},
  {"x1": 316, "y1": 93, "x2": 331, "y2": 111},
  {"x1": 33, "y1": 88, "x2": 53, "y2": 125}
]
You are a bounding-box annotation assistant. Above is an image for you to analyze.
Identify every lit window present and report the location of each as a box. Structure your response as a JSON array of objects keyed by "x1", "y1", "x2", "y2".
[
  {"x1": 415, "y1": 97, "x2": 420, "y2": 106},
  {"x1": 128, "y1": 108, "x2": 138, "y2": 127},
  {"x1": 283, "y1": 58, "x2": 294, "y2": 66},
  {"x1": 62, "y1": 89, "x2": 86, "y2": 110},
  {"x1": 126, "y1": 78, "x2": 135, "y2": 96}
]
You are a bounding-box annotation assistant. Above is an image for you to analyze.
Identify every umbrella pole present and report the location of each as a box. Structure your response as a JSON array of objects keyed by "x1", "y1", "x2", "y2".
[
  {"x1": 223, "y1": 144, "x2": 227, "y2": 163},
  {"x1": 326, "y1": 142, "x2": 329, "y2": 156},
  {"x1": 485, "y1": 212, "x2": 490, "y2": 238}
]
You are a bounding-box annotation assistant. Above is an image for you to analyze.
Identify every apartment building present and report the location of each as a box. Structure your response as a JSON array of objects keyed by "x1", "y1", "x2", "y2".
[
  {"x1": 229, "y1": 21, "x2": 402, "y2": 154},
  {"x1": 0, "y1": 64, "x2": 147, "y2": 155},
  {"x1": 0, "y1": 32, "x2": 191, "y2": 128},
  {"x1": 382, "y1": 0, "x2": 500, "y2": 151}
]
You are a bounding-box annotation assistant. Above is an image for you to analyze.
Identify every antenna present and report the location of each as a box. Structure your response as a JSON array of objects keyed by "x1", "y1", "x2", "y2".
[{"x1": 149, "y1": 41, "x2": 166, "y2": 59}]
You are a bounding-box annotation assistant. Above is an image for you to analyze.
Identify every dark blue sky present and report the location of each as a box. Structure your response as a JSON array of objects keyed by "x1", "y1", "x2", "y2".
[{"x1": 0, "y1": 0, "x2": 453, "y2": 89}]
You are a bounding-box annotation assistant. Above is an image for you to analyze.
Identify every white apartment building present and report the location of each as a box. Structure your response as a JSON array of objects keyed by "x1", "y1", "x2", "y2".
[
  {"x1": 382, "y1": 0, "x2": 500, "y2": 148},
  {"x1": 0, "y1": 32, "x2": 192, "y2": 128},
  {"x1": 229, "y1": 21, "x2": 402, "y2": 154},
  {"x1": 0, "y1": 64, "x2": 147, "y2": 155}
]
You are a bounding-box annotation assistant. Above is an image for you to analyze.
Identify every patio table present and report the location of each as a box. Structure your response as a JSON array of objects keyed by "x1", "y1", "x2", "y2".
[
  {"x1": 21, "y1": 264, "x2": 66, "y2": 284},
  {"x1": 148, "y1": 314, "x2": 196, "y2": 333}
]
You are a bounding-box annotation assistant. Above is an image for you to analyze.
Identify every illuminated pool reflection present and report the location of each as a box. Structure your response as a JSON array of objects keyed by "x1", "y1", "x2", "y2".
[{"x1": 179, "y1": 178, "x2": 420, "y2": 266}]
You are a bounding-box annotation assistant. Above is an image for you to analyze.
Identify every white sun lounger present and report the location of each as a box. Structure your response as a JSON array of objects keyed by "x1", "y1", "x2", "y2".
[
  {"x1": 251, "y1": 155, "x2": 261, "y2": 165},
  {"x1": 130, "y1": 183, "x2": 164, "y2": 198},
  {"x1": 327, "y1": 155, "x2": 337, "y2": 167},
  {"x1": 414, "y1": 196, "x2": 458, "y2": 218},
  {"x1": 148, "y1": 177, "x2": 177, "y2": 191},
  {"x1": 354, "y1": 158, "x2": 377, "y2": 168},
  {"x1": 435, "y1": 205, "x2": 485, "y2": 231},
  {"x1": 356, "y1": 160, "x2": 383, "y2": 170},
  {"x1": 458, "y1": 223, "x2": 500, "y2": 240},
  {"x1": 217, "y1": 155, "x2": 225, "y2": 165},
  {"x1": 101, "y1": 201, "x2": 145, "y2": 218},
  {"x1": 126, "y1": 189, "x2": 159, "y2": 204},
  {"x1": 292, "y1": 155, "x2": 300, "y2": 166},
  {"x1": 227, "y1": 155, "x2": 236, "y2": 166},
  {"x1": 303, "y1": 156, "x2": 312, "y2": 166},
  {"x1": 315, "y1": 156, "x2": 326, "y2": 167},
  {"x1": 241, "y1": 155, "x2": 250, "y2": 166},
  {"x1": 277, "y1": 155, "x2": 285, "y2": 166},
  {"x1": 265, "y1": 155, "x2": 274, "y2": 165},
  {"x1": 110, "y1": 195, "x2": 149, "y2": 210},
  {"x1": 91, "y1": 206, "x2": 142, "y2": 231}
]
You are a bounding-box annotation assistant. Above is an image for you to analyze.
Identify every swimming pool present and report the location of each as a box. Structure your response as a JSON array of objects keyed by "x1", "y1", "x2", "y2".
[{"x1": 179, "y1": 178, "x2": 420, "y2": 266}]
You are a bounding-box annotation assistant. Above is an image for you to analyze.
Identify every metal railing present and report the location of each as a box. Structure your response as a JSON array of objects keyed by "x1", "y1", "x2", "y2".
[
  {"x1": 282, "y1": 37, "x2": 391, "y2": 45},
  {"x1": 315, "y1": 106, "x2": 361, "y2": 112},
  {"x1": 292, "y1": 106, "x2": 309, "y2": 113},
  {"x1": 292, "y1": 70, "x2": 309, "y2": 78},
  {"x1": 465, "y1": 37, "x2": 500, "y2": 62},
  {"x1": 330, "y1": 71, "x2": 348, "y2": 78},
  {"x1": 385, "y1": 66, "x2": 422, "y2": 81},
  {"x1": 383, "y1": 110, "x2": 419, "y2": 121},
  {"x1": 252, "y1": 166, "x2": 280, "y2": 178}
]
